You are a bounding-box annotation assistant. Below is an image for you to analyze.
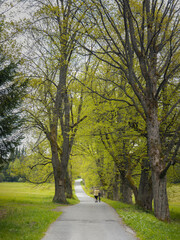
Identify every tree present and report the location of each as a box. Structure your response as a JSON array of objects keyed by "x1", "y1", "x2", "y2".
[
  {"x1": 79, "y1": 0, "x2": 180, "y2": 221},
  {"x1": 18, "y1": 0, "x2": 89, "y2": 203},
  {"x1": 0, "y1": 7, "x2": 27, "y2": 166}
]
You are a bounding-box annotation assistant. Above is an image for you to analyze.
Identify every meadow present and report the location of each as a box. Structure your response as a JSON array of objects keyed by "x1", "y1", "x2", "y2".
[{"x1": 0, "y1": 182, "x2": 79, "y2": 240}]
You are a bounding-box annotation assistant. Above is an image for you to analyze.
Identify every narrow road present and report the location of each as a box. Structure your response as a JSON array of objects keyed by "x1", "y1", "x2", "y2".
[{"x1": 42, "y1": 179, "x2": 138, "y2": 240}]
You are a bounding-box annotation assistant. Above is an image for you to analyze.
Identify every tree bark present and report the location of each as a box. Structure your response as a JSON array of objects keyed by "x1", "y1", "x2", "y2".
[
  {"x1": 113, "y1": 169, "x2": 120, "y2": 201},
  {"x1": 65, "y1": 170, "x2": 73, "y2": 198},
  {"x1": 126, "y1": 165, "x2": 153, "y2": 210},
  {"x1": 152, "y1": 171, "x2": 169, "y2": 221},
  {"x1": 120, "y1": 171, "x2": 132, "y2": 204},
  {"x1": 137, "y1": 158, "x2": 152, "y2": 211},
  {"x1": 53, "y1": 170, "x2": 66, "y2": 203},
  {"x1": 49, "y1": 125, "x2": 67, "y2": 203},
  {"x1": 147, "y1": 104, "x2": 170, "y2": 221}
]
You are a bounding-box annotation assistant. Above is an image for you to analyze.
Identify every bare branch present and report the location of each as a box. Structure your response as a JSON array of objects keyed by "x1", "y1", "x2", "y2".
[
  {"x1": 29, "y1": 161, "x2": 52, "y2": 170},
  {"x1": 161, "y1": 99, "x2": 180, "y2": 123}
]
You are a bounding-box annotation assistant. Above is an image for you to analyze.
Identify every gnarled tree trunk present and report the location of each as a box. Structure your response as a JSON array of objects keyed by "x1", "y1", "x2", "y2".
[
  {"x1": 120, "y1": 171, "x2": 132, "y2": 204},
  {"x1": 137, "y1": 158, "x2": 152, "y2": 211},
  {"x1": 49, "y1": 126, "x2": 67, "y2": 203},
  {"x1": 53, "y1": 170, "x2": 66, "y2": 203},
  {"x1": 65, "y1": 170, "x2": 72, "y2": 198},
  {"x1": 147, "y1": 104, "x2": 170, "y2": 221}
]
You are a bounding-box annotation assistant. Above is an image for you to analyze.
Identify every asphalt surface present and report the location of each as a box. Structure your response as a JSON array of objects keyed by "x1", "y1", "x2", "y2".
[{"x1": 42, "y1": 179, "x2": 138, "y2": 240}]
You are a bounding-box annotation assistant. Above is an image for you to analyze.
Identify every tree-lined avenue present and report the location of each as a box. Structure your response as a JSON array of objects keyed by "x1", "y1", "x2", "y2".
[{"x1": 42, "y1": 179, "x2": 138, "y2": 240}]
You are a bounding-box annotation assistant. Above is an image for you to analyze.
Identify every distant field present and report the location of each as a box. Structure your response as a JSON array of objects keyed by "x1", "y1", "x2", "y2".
[
  {"x1": 168, "y1": 183, "x2": 180, "y2": 203},
  {"x1": 167, "y1": 184, "x2": 180, "y2": 223},
  {"x1": 0, "y1": 182, "x2": 79, "y2": 240}
]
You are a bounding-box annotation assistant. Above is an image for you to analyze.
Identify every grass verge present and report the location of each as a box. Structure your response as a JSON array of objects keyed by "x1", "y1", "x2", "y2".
[
  {"x1": 0, "y1": 182, "x2": 79, "y2": 240},
  {"x1": 103, "y1": 198, "x2": 180, "y2": 240}
]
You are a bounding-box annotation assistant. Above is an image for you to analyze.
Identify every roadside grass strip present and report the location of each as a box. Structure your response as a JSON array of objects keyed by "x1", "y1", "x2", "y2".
[
  {"x1": 0, "y1": 182, "x2": 79, "y2": 240},
  {"x1": 103, "y1": 198, "x2": 180, "y2": 240}
]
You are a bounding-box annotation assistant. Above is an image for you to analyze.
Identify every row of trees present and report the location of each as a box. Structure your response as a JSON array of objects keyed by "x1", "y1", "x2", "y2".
[{"x1": 1, "y1": 0, "x2": 179, "y2": 221}]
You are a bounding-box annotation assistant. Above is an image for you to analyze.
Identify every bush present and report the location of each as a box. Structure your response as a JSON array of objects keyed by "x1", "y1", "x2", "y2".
[{"x1": 18, "y1": 177, "x2": 25, "y2": 182}]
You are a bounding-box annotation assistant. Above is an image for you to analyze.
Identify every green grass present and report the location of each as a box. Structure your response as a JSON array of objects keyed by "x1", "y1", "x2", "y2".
[
  {"x1": 103, "y1": 198, "x2": 180, "y2": 240},
  {"x1": 0, "y1": 182, "x2": 79, "y2": 240},
  {"x1": 167, "y1": 184, "x2": 180, "y2": 224},
  {"x1": 2, "y1": 182, "x2": 179, "y2": 240}
]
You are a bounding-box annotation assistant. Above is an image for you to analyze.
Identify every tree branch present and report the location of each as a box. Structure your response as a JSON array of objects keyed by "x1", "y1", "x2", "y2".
[
  {"x1": 24, "y1": 172, "x2": 53, "y2": 184},
  {"x1": 29, "y1": 161, "x2": 52, "y2": 170}
]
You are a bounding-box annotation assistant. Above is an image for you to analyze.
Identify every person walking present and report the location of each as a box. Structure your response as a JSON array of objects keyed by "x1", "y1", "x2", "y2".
[
  {"x1": 98, "y1": 191, "x2": 101, "y2": 202},
  {"x1": 94, "y1": 188, "x2": 99, "y2": 202}
]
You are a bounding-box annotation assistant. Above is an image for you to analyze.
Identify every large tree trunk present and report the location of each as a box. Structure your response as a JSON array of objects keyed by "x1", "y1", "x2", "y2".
[
  {"x1": 50, "y1": 62, "x2": 70, "y2": 203},
  {"x1": 65, "y1": 170, "x2": 72, "y2": 198},
  {"x1": 137, "y1": 158, "x2": 153, "y2": 211},
  {"x1": 152, "y1": 171, "x2": 169, "y2": 221},
  {"x1": 113, "y1": 169, "x2": 120, "y2": 201},
  {"x1": 50, "y1": 126, "x2": 67, "y2": 203},
  {"x1": 53, "y1": 171, "x2": 66, "y2": 203},
  {"x1": 147, "y1": 105, "x2": 170, "y2": 221},
  {"x1": 120, "y1": 171, "x2": 132, "y2": 204},
  {"x1": 51, "y1": 152, "x2": 67, "y2": 203},
  {"x1": 52, "y1": 155, "x2": 71, "y2": 203},
  {"x1": 126, "y1": 166, "x2": 153, "y2": 210}
]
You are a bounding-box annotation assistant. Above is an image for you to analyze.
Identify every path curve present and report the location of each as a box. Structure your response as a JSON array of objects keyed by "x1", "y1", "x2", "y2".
[{"x1": 42, "y1": 179, "x2": 138, "y2": 240}]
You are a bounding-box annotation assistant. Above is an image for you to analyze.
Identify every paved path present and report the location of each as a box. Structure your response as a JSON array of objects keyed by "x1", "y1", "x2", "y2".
[{"x1": 42, "y1": 179, "x2": 138, "y2": 240}]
